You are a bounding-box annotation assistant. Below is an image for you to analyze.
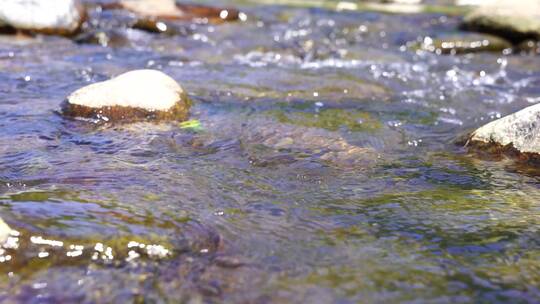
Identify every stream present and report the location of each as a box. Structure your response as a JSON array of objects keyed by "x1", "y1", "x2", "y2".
[{"x1": 0, "y1": 0, "x2": 539, "y2": 303}]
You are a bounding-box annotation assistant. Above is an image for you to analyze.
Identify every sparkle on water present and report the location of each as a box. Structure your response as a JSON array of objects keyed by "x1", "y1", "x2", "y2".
[{"x1": 0, "y1": 0, "x2": 539, "y2": 303}]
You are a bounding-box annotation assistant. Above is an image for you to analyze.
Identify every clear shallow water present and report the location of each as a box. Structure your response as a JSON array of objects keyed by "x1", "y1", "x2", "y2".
[{"x1": 0, "y1": 1, "x2": 540, "y2": 303}]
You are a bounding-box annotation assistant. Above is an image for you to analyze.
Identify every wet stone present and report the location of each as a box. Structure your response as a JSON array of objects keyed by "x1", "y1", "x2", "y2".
[
  {"x1": 132, "y1": 19, "x2": 192, "y2": 35},
  {"x1": 62, "y1": 69, "x2": 191, "y2": 123},
  {"x1": 465, "y1": 103, "x2": 540, "y2": 163},
  {"x1": 0, "y1": 217, "x2": 12, "y2": 244},
  {"x1": 214, "y1": 255, "x2": 246, "y2": 268},
  {"x1": 460, "y1": 0, "x2": 540, "y2": 44},
  {"x1": 241, "y1": 117, "x2": 380, "y2": 167},
  {"x1": 416, "y1": 33, "x2": 512, "y2": 54},
  {"x1": 118, "y1": 0, "x2": 184, "y2": 19},
  {"x1": 517, "y1": 40, "x2": 540, "y2": 54},
  {"x1": 175, "y1": 3, "x2": 241, "y2": 23},
  {"x1": 198, "y1": 281, "x2": 222, "y2": 297},
  {"x1": 0, "y1": 0, "x2": 86, "y2": 36},
  {"x1": 106, "y1": 0, "x2": 241, "y2": 27},
  {"x1": 74, "y1": 29, "x2": 132, "y2": 47}
]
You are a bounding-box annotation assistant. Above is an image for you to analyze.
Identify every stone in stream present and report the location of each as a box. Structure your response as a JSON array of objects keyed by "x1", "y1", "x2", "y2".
[
  {"x1": 0, "y1": 0, "x2": 86, "y2": 36},
  {"x1": 460, "y1": 0, "x2": 540, "y2": 44},
  {"x1": 0, "y1": 217, "x2": 12, "y2": 244},
  {"x1": 62, "y1": 69, "x2": 191, "y2": 123},
  {"x1": 241, "y1": 117, "x2": 380, "y2": 167},
  {"x1": 464, "y1": 102, "x2": 540, "y2": 162},
  {"x1": 416, "y1": 33, "x2": 511, "y2": 55},
  {"x1": 104, "y1": 0, "x2": 242, "y2": 33},
  {"x1": 517, "y1": 40, "x2": 540, "y2": 54},
  {"x1": 74, "y1": 29, "x2": 133, "y2": 48}
]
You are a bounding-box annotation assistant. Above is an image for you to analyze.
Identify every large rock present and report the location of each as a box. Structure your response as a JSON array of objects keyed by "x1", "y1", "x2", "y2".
[
  {"x1": 0, "y1": 0, "x2": 86, "y2": 36},
  {"x1": 467, "y1": 103, "x2": 540, "y2": 161},
  {"x1": 62, "y1": 69, "x2": 191, "y2": 123},
  {"x1": 460, "y1": 0, "x2": 540, "y2": 43}
]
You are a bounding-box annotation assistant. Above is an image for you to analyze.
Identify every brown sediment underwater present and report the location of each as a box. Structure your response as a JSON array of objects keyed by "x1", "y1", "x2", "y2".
[{"x1": 459, "y1": 135, "x2": 540, "y2": 165}]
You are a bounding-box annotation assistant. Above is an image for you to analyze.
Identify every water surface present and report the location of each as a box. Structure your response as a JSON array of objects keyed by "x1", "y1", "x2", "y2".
[{"x1": 0, "y1": 1, "x2": 539, "y2": 303}]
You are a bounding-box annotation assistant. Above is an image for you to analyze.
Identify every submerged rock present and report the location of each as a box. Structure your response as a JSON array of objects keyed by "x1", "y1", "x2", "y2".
[
  {"x1": 62, "y1": 69, "x2": 191, "y2": 123},
  {"x1": 517, "y1": 40, "x2": 540, "y2": 54},
  {"x1": 0, "y1": 0, "x2": 86, "y2": 36},
  {"x1": 119, "y1": 0, "x2": 184, "y2": 19},
  {"x1": 460, "y1": 0, "x2": 540, "y2": 43},
  {"x1": 242, "y1": 117, "x2": 380, "y2": 167},
  {"x1": 0, "y1": 217, "x2": 12, "y2": 244},
  {"x1": 466, "y1": 103, "x2": 540, "y2": 162},
  {"x1": 74, "y1": 29, "x2": 132, "y2": 47},
  {"x1": 131, "y1": 19, "x2": 192, "y2": 35},
  {"x1": 416, "y1": 33, "x2": 511, "y2": 54}
]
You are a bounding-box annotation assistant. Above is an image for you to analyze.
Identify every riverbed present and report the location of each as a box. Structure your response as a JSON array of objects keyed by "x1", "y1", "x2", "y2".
[{"x1": 0, "y1": 0, "x2": 539, "y2": 303}]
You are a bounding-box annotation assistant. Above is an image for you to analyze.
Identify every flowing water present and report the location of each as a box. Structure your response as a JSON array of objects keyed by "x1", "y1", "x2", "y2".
[{"x1": 0, "y1": 1, "x2": 539, "y2": 303}]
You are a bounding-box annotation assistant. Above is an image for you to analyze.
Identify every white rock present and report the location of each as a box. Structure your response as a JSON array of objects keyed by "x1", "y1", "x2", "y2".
[
  {"x1": 64, "y1": 69, "x2": 191, "y2": 122},
  {"x1": 461, "y1": 0, "x2": 540, "y2": 42},
  {"x1": 0, "y1": 0, "x2": 85, "y2": 35},
  {"x1": 470, "y1": 103, "x2": 540, "y2": 154},
  {"x1": 68, "y1": 69, "x2": 184, "y2": 111},
  {"x1": 114, "y1": 0, "x2": 240, "y2": 25},
  {"x1": 120, "y1": 0, "x2": 185, "y2": 19},
  {"x1": 0, "y1": 217, "x2": 12, "y2": 244}
]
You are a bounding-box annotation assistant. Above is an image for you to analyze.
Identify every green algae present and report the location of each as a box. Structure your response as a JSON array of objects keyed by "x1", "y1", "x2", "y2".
[
  {"x1": 5, "y1": 190, "x2": 91, "y2": 204},
  {"x1": 290, "y1": 183, "x2": 540, "y2": 302},
  {"x1": 179, "y1": 119, "x2": 203, "y2": 132},
  {"x1": 395, "y1": 110, "x2": 439, "y2": 125},
  {"x1": 270, "y1": 108, "x2": 382, "y2": 132},
  {"x1": 0, "y1": 189, "x2": 193, "y2": 231}
]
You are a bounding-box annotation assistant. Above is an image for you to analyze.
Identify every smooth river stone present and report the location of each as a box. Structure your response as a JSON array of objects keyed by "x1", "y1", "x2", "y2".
[
  {"x1": 62, "y1": 69, "x2": 191, "y2": 122},
  {"x1": 417, "y1": 33, "x2": 512, "y2": 55},
  {"x1": 101, "y1": 0, "x2": 241, "y2": 33},
  {"x1": 0, "y1": 217, "x2": 12, "y2": 244},
  {"x1": 466, "y1": 102, "x2": 540, "y2": 161},
  {"x1": 113, "y1": 0, "x2": 240, "y2": 22},
  {"x1": 460, "y1": 0, "x2": 540, "y2": 43},
  {"x1": 119, "y1": 0, "x2": 184, "y2": 19},
  {"x1": 0, "y1": 0, "x2": 86, "y2": 36}
]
